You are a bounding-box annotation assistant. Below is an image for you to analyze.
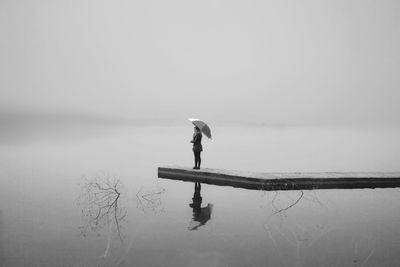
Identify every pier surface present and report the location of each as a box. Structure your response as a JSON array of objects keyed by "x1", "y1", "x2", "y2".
[{"x1": 158, "y1": 166, "x2": 400, "y2": 191}]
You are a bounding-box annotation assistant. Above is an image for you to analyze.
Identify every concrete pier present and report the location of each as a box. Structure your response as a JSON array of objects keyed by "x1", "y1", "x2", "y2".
[{"x1": 158, "y1": 166, "x2": 400, "y2": 191}]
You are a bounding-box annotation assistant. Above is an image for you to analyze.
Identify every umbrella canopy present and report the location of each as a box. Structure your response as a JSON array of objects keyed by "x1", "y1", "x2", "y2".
[{"x1": 188, "y1": 118, "x2": 212, "y2": 140}]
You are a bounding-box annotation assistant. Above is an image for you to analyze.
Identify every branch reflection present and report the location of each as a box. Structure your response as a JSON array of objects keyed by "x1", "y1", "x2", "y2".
[
  {"x1": 136, "y1": 186, "x2": 166, "y2": 213},
  {"x1": 77, "y1": 173, "x2": 127, "y2": 258},
  {"x1": 262, "y1": 190, "x2": 336, "y2": 265},
  {"x1": 271, "y1": 190, "x2": 304, "y2": 215}
]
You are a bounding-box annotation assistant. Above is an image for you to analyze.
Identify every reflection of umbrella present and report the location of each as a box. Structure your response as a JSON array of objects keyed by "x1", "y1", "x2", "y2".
[
  {"x1": 188, "y1": 203, "x2": 213, "y2": 230},
  {"x1": 188, "y1": 118, "x2": 212, "y2": 140}
]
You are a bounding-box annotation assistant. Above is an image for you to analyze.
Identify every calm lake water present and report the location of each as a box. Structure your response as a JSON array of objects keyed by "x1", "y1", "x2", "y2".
[{"x1": 1, "y1": 124, "x2": 400, "y2": 266}]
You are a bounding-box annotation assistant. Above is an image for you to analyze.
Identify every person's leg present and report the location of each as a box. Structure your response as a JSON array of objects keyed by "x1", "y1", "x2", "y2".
[
  {"x1": 198, "y1": 152, "x2": 201, "y2": 169},
  {"x1": 193, "y1": 151, "x2": 198, "y2": 169},
  {"x1": 194, "y1": 152, "x2": 201, "y2": 169}
]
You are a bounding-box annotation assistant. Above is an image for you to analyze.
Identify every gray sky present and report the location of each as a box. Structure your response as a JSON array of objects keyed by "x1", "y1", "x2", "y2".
[{"x1": 1, "y1": 0, "x2": 399, "y2": 125}]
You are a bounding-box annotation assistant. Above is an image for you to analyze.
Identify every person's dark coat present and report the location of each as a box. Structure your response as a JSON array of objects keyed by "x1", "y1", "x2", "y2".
[{"x1": 191, "y1": 132, "x2": 203, "y2": 152}]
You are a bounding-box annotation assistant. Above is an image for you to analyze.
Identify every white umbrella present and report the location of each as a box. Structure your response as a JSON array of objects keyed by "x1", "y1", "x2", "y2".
[{"x1": 188, "y1": 118, "x2": 212, "y2": 140}]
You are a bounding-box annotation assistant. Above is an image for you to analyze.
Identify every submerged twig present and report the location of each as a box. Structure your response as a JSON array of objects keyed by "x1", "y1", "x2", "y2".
[
  {"x1": 353, "y1": 241, "x2": 376, "y2": 266},
  {"x1": 272, "y1": 190, "x2": 304, "y2": 215},
  {"x1": 136, "y1": 186, "x2": 166, "y2": 213},
  {"x1": 77, "y1": 173, "x2": 126, "y2": 249}
]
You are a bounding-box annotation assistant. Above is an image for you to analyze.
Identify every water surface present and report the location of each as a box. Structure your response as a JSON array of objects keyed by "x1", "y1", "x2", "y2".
[{"x1": 1, "y1": 124, "x2": 400, "y2": 266}]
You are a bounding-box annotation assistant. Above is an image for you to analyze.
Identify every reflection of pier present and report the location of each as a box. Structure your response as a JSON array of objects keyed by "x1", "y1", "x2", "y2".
[{"x1": 158, "y1": 166, "x2": 400, "y2": 191}]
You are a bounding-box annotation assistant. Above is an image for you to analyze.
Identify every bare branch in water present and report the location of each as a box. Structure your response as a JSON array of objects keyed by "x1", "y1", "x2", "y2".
[
  {"x1": 272, "y1": 190, "x2": 304, "y2": 215},
  {"x1": 271, "y1": 191, "x2": 279, "y2": 212},
  {"x1": 353, "y1": 240, "x2": 376, "y2": 267},
  {"x1": 136, "y1": 186, "x2": 166, "y2": 213},
  {"x1": 77, "y1": 172, "x2": 126, "y2": 244}
]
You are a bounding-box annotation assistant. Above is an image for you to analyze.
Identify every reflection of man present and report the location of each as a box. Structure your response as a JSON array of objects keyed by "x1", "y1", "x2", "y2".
[{"x1": 188, "y1": 182, "x2": 213, "y2": 230}]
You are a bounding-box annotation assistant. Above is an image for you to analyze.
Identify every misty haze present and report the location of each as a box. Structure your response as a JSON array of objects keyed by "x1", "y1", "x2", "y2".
[{"x1": 1, "y1": 0, "x2": 400, "y2": 266}]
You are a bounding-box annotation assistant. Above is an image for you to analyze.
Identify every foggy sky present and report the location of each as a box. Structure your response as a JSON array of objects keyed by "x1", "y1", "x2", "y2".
[{"x1": 1, "y1": 0, "x2": 399, "y2": 126}]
